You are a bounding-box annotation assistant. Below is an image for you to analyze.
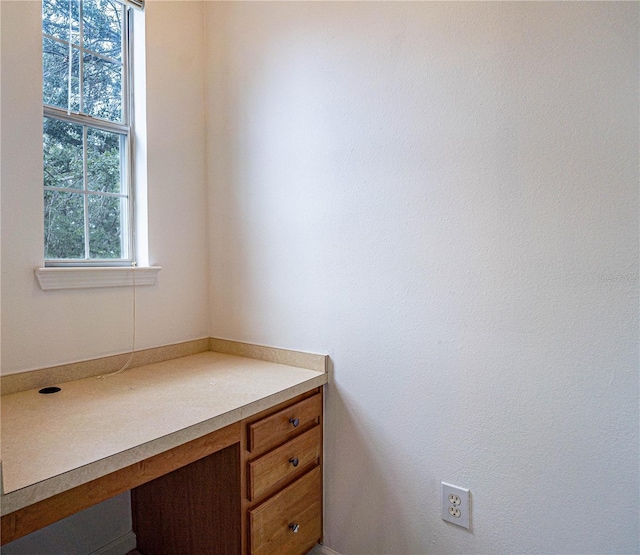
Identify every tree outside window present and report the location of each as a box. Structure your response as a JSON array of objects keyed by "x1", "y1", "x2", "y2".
[{"x1": 43, "y1": 0, "x2": 133, "y2": 264}]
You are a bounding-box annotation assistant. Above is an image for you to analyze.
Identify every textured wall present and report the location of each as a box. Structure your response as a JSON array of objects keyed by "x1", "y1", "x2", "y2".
[{"x1": 205, "y1": 3, "x2": 639, "y2": 553}]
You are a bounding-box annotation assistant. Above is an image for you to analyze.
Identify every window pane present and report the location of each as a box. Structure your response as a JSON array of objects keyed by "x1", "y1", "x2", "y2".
[
  {"x1": 83, "y1": 53, "x2": 122, "y2": 121},
  {"x1": 43, "y1": 38, "x2": 80, "y2": 111},
  {"x1": 43, "y1": 118, "x2": 84, "y2": 190},
  {"x1": 42, "y1": 0, "x2": 131, "y2": 264},
  {"x1": 42, "y1": 0, "x2": 68, "y2": 41},
  {"x1": 43, "y1": 0, "x2": 79, "y2": 43},
  {"x1": 89, "y1": 195, "x2": 123, "y2": 259},
  {"x1": 83, "y1": 0, "x2": 123, "y2": 61},
  {"x1": 44, "y1": 190, "x2": 85, "y2": 259},
  {"x1": 87, "y1": 128, "x2": 122, "y2": 193}
]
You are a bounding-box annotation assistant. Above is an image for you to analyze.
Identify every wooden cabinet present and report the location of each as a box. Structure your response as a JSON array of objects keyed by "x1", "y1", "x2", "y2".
[
  {"x1": 247, "y1": 393, "x2": 322, "y2": 453},
  {"x1": 242, "y1": 389, "x2": 323, "y2": 555},
  {"x1": 248, "y1": 425, "x2": 322, "y2": 502},
  {"x1": 249, "y1": 466, "x2": 322, "y2": 555},
  {"x1": 131, "y1": 388, "x2": 323, "y2": 555}
]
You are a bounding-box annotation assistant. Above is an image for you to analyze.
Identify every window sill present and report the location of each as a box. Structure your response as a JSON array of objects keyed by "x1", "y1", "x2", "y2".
[{"x1": 35, "y1": 266, "x2": 161, "y2": 291}]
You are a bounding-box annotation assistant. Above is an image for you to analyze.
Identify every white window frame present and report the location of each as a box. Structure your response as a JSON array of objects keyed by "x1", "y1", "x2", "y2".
[{"x1": 43, "y1": 0, "x2": 135, "y2": 268}]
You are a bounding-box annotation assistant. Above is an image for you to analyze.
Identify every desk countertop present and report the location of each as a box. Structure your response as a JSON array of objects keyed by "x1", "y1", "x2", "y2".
[{"x1": 1, "y1": 351, "x2": 328, "y2": 515}]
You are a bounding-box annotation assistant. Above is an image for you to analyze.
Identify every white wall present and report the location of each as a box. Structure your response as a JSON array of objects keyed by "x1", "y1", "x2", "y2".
[
  {"x1": 205, "y1": 3, "x2": 639, "y2": 554},
  {"x1": 2, "y1": 2, "x2": 638, "y2": 554},
  {"x1": 1, "y1": 1, "x2": 209, "y2": 375},
  {"x1": 1, "y1": 1, "x2": 207, "y2": 552}
]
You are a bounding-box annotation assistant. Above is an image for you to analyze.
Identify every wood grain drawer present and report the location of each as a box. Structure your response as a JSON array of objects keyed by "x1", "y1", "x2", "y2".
[
  {"x1": 248, "y1": 393, "x2": 322, "y2": 454},
  {"x1": 249, "y1": 466, "x2": 321, "y2": 555},
  {"x1": 248, "y1": 425, "x2": 321, "y2": 502}
]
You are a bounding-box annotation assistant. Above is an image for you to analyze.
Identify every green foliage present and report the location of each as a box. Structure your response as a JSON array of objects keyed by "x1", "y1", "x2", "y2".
[{"x1": 43, "y1": 0, "x2": 127, "y2": 260}]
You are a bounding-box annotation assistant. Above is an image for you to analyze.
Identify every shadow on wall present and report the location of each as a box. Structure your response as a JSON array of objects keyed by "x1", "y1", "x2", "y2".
[
  {"x1": 323, "y1": 368, "x2": 430, "y2": 554},
  {"x1": 1, "y1": 493, "x2": 134, "y2": 555}
]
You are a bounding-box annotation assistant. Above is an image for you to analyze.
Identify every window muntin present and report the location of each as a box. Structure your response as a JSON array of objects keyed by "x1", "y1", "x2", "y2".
[{"x1": 43, "y1": 0, "x2": 133, "y2": 266}]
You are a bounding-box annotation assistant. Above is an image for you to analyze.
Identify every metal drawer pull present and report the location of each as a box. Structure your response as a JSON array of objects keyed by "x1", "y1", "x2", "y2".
[
  {"x1": 289, "y1": 457, "x2": 299, "y2": 467},
  {"x1": 289, "y1": 417, "x2": 299, "y2": 427},
  {"x1": 289, "y1": 523, "x2": 300, "y2": 533}
]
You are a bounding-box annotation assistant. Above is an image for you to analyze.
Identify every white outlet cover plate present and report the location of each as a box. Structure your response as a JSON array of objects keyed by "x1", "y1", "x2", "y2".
[{"x1": 441, "y1": 482, "x2": 470, "y2": 529}]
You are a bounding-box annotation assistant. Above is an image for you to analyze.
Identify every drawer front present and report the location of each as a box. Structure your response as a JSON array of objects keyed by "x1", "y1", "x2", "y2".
[
  {"x1": 249, "y1": 466, "x2": 321, "y2": 555},
  {"x1": 248, "y1": 393, "x2": 322, "y2": 453},
  {"x1": 248, "y1": 425, "x2": 321, "y2": 502}
]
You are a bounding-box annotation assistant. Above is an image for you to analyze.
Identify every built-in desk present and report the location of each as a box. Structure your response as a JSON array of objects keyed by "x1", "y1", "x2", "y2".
[{"x1": 1, "y1": 343, "x2": 328, "y2": 554}]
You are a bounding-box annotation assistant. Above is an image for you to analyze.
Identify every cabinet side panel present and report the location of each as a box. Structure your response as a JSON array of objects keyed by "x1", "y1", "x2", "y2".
[{"x1": 132, "y1": 444, "x2": 241, "y2": 555}]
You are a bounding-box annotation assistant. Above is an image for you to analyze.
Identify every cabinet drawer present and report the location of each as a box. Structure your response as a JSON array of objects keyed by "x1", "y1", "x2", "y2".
[
  {"x1": 248, "y1": 425, "x2": 321, "y2": 502},
  {"x1": 248, "y1": 393, "x2": 321, "y2": 453},
  {"x1": 249, "y1": 466, "x2": 321, "y2": 555}
]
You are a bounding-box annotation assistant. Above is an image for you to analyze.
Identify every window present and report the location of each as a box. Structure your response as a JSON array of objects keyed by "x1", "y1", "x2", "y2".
[{"x1": 42, "y1": 0, "x2": 137, "y2": 266}]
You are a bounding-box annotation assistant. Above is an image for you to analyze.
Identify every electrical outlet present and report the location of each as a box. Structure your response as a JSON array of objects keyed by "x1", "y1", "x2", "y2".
[{"x1": 441, "y1": 482, "x2": 470, "y2": 529}]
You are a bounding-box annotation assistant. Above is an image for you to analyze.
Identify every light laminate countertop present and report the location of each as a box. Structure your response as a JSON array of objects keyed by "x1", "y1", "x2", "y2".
[{"x1": 1, "y1": 351, "x2": 328, "y2": 515}]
